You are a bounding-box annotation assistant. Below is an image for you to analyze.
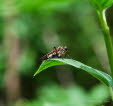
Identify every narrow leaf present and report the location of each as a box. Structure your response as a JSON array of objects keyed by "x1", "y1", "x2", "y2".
[
  {"x1": 90, "y1": 0, "x2": 113, "y2": 10},
  {"x1": 34, "y1": 58, "x2": 113, "y2": 87}
]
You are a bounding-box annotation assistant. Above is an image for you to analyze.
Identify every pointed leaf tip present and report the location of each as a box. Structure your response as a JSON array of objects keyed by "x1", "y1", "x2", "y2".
[{"x1": 34, "y1": 58, "x2": 113, "y2": 87}]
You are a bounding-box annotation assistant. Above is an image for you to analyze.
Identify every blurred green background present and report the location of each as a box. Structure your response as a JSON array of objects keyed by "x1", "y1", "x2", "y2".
[{"x1": 0, "y1": 0, "x2": 113, "y2": 106}]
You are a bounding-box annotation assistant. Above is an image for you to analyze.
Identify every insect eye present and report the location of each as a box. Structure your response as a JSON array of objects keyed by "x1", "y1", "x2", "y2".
[{"x1": 64, "y1": 46, "x2": 68, "y2": 51}]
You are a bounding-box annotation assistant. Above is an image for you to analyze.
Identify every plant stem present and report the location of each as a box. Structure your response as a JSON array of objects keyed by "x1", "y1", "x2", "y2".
[
  {"x1": 97, "y1": 10, "x2": 113, "y2": 100},
  {"x1": 108, "y1": 87, "x2": 113, "y2": 100},
  {"x1": 97, "y1": 10, "x2": 113, "y2": 78}
]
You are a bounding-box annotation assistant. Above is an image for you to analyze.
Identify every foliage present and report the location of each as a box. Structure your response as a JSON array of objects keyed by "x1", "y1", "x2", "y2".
[
  {"x1": 0, "y1": 0, "x2": 113, "y2": 105},
  {"x1": 15, "y1": 84, "x2": 110, "y2": 106},
  {"x1": 34, "y1": 58, "x2": 113, "y2": 87},
  {"x1": 34, "y1": 0, "x2": 113, "y2": 100},
  {"x1": 0, "y1": 0, "x2": 74, "y2": 15},
  {"x1": 90, "y1": 0, "x2": 113, "y2": 10}
]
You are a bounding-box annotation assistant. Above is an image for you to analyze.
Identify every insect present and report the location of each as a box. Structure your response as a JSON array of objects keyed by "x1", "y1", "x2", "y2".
[{"x1": 40, "y1": 46, "x2": 68, "y2": 61}]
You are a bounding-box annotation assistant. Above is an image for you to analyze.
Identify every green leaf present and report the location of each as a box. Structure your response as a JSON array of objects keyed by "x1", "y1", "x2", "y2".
[
  {"x1": 18, "y1": 0, "x2": 74, "y2": 12},
  {"x1": 34, "y1": 58, "x2": 113, "y2": 87},
  {"x1": 90, "y1": 0, "x2": 113, "y2": 10}
]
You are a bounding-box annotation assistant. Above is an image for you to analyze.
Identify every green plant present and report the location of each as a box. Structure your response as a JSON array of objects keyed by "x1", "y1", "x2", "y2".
[
  {"x1": 34, "y1": 0, "x2": 113, "y2": 100},
  {"x1": 15, "y1": 84, "x2": 110, "y2": 106}
]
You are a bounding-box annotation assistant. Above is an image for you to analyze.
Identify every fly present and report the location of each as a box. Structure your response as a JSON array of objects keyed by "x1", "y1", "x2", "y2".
[{"x1": 40, "y1": 46, "x2": 68, "y2": 61}]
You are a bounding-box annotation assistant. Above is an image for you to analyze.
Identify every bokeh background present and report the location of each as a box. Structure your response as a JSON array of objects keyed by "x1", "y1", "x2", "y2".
[{"x1": 0, "y1": 0, "x2": 113, "y2": 106}]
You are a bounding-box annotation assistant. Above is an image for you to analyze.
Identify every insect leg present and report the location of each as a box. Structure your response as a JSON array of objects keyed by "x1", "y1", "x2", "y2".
[{"x1": 53, "y1": 46, "x2": 59, "y2": 57}]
